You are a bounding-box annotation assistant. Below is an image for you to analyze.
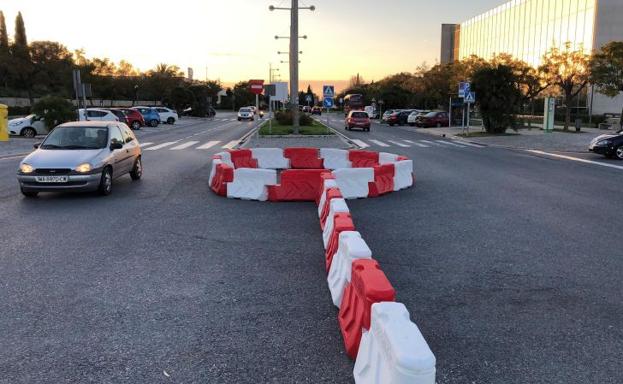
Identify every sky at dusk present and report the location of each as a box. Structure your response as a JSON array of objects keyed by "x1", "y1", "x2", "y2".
[{"x1": 0, "y1": 0, "x2": 504, "y2": 89}]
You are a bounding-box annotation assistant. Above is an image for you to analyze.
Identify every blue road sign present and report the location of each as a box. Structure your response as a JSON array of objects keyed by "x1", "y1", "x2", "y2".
[
  {"x1": 324, "y1": 98, "x2": 334, "y2": 108},
  {"x1": 465, "y1": 91, "x2": 476, "y2": 104},
  {"x1": 323, "y1": 85, "x2": 335, "y2": 98},
  {"x1": 459, "y1": 82, "x2": 471, "y2": 98}
]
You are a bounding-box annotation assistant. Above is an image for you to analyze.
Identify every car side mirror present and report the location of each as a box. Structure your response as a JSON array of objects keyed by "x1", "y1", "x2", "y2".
[
  {"x1": 110, "y1": 141, "x2": 123, "y2": 150},
  {"x1": 33, "y1": 143, "x2": 41, "y2": 149}
]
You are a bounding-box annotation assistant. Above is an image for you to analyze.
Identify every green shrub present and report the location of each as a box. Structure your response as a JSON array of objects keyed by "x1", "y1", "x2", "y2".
[{"x1": 275, "y1": 110, "x2": 313, "y2": 126}]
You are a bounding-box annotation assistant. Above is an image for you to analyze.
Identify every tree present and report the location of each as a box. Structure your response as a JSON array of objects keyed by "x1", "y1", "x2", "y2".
[
  {"x1": 0, "y1": 11, "x2": 10, "y2": 89},
  {"x1": 591, "y1": 41, "x2": 623, "y2": 129},
  {"x1": 472, "y1": 64, "x2": 522, "y2": 134},
  {"x1": 9, "y1": 12, "x2": 35, "y2": 103},
  {"x1": 29, "y1": 41, "x2": 74, "y2": 96},
  {"x1": 31, "y1": 95, "x2": 75, "y2": 129},
  {"x1": 540, "y1": 43, "x2": 591, "y2": 131},
  {"x1": 145, "y1": 63, "x2": 183, "y2": 102},
  {"x1": 14, "y1": 12, "x2": 27, "y2": 46}
]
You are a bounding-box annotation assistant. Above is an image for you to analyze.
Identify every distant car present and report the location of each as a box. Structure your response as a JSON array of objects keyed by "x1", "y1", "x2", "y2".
[
  {"x1": 302, "y1": 106, "x2": 311, "y2": 113},
  {"x1": 311, "y1": 106, "x2": 322, "y2": 115},
  {"x1": 589, "y1": 129, "x2": 623, "y2": 159},
  {"x1": 364, "y1": 106, "x2": 378, "y2": 119},
  {"x1": 16, "y1": 121, "x2": 142, "y2": 197},
  {"x1": 131, "y1": 107, "x2": 160, "y2": 127},
  {"x1": 381, "y1": 110, "x2": 396, "y2": 123},
  {"x1": 182, "y1": 106, "x2": 216, "y2": 117},
  {"x1": 153, "y1": 107, "x2": 178, "y2": 124},
  {"x1": 345, "y1": 111, "x2": 371, "y2": 132},
  {"x1": 115, "y1": 108, "x2": 145, "y2": 130},
  {"x1": 388, "y1": 110, "x2": 413, "y2": 126},
  {"x1": 8, "y1": 114, "x2": 49, "y2": 138},
  {"x1": 407, "y1": 110, "x2": 429, "y2": 126},
  {"x1": 78, "y1": 108, "x2": 119, "y2": 122},
  {"x1": 238, "y1": 107, "x2": 254, "y2": 121},
  {"x1": 415, "y1": 111, "x2": 449, "y2": 127}
]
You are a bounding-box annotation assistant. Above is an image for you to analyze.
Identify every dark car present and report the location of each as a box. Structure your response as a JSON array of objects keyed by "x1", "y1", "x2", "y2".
[
  {"x1": 416, "y1": 111, "x2": 450, "y2": 128},
  {"x1": 388, "y1": 110, "x2": 413, "y2": 126},
  {"x1": 589, "y1": 129, "x2": 623, "y2": 159},
  {"x1": 311, "y1": 106, "x2": 322, "y2": 115},
  {"x1": 345, "y1": 111, "x2": 371, "y2": 132}
]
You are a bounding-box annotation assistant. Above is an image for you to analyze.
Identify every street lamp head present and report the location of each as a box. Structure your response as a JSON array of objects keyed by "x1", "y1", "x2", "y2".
[
  {"x1": 302, "y1": 35, "x2": 308, "y2": 39},
  {"x1": 269, "y1": 5, "x2": 275, "y2": 11},
  {"x1": 274, "y1": 35, "x2": 279, "y2": 40},
  {"x1": 309, "y1": 5, "x2": 316, "y2": 11}
]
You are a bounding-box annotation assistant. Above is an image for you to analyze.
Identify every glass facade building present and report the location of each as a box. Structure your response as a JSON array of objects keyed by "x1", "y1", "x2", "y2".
[{"x1": 459, "y1": 0, "x2": 596, "y2": 67}]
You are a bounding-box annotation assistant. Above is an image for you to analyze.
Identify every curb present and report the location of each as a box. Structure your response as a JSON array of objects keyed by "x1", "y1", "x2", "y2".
[
  {"x1": 235, "y1": 120, "x2": 267, "y2": 149},
  {"x1": 314, "y1": 118, "x2": 359, "y2": 149}
]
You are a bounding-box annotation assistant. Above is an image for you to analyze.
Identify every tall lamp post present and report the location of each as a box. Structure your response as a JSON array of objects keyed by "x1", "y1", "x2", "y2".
[{"x1": 269, "y1": 1, "x2": 315, "y2": 134}]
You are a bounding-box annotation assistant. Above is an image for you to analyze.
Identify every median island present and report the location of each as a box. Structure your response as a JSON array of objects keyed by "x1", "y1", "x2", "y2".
[{"x1": 259, "y1": 111, "x2": 333, "y2": 136}]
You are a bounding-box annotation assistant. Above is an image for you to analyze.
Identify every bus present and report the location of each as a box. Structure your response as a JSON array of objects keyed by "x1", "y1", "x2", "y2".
[{"x1": 343, "y1": 94, "x2": 364, "y2": 115}]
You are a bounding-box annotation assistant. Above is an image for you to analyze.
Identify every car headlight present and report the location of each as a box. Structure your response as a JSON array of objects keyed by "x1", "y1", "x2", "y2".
[
  {"x1": 75, "y1": 163, "x2": 92, "y2": 173},
  {"x1": 10, "y1": 121, "x2": 23, "y2": 127},
  {"x1": 20, "y1": 163, "x2": 34, "y2": 173},
  {"x1": 596, "y1": 139, "x2": 612, "y2": 146}
]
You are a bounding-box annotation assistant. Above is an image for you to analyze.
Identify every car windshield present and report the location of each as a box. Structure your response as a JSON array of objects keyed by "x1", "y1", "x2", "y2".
[
  {"x1": 351, "y1": 112, "x2": 368, "y2": 118},
  {"x1": 240, "y1": 108, "x2": 251, "y2": 113},
  {"x1": 41, "y1": 126, "x2": 108, "y2": 150},
  {"x1": 425, "y1": 112, "x2": 437, "y2": 117}
]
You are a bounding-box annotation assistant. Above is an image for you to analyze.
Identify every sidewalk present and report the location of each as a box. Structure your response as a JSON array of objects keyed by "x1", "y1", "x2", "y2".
[
  {"x1": 0, "y1": 137, "x2": 38, "y2": 159},
  {"x1": 406, "y1": 123, "x2": 614, "y2": 153}
]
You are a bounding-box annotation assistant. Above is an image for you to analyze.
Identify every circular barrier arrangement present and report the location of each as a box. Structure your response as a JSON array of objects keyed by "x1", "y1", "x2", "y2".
[{"x1": 209, "y1": 147, "x2": 436, "y2": 384}]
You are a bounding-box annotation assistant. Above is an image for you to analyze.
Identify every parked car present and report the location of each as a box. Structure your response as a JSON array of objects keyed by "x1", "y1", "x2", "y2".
[
  {"x1": 407, "y1": 110, "x2": 429, "y2": 126},
  {"x1": 153, "y1": 107, "x2": 179, "y2": 124},
  {"x1": 182, "y1": 106, "x2": 216, "y2": 117},
  {"x1": 345, "y1": 111, "x2": 371, "y2": 132},
  {"x1": 16, "y1": 121, "x2": 142, "y2": 197},
  {"x1": 8, "y1": 114, "x2": 50, "y2": 137},
  {"x1": 589, "y1": 129, "x2": 623, "y2": 159},
  {"x1": 78, "y1": 108, "x2": 119, "y2": 122},
  {"x1": 381, "y1": 109, "x2": 396, "y2": 123},
  {"x1": 115, "y1": 108, "x2": 145, "y2": 130},
  {"x1": 388, "y1": 110, "x2": 413, "y2": 126},
  {"x1": 311, "y1": 106, "x2": 322, "y2": 115},
  {"x1": 415, "y1": 111, "x2": 450, "y2": 127},
  {"x1": 238, "y1": 107, "x2": 254, "y2": 121},
  {"x1": 131, "y1": 107, "x2": 160, "y2": 127},
  {"x1": 302, "y1": 106, "x2": 311, "y2": 113}
]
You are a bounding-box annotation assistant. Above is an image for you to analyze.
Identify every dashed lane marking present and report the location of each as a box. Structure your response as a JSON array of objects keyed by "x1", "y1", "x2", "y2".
[
  {"x1": 144, "y1": 142, "x2": 178, "y2": 151},
  {"x1": 369, "y1": 140, "x2": 390, "y2": 147},
  {"x1": 404, "y1": 140, "x2": 430, "y2": 148},
  {"x1": 388, "y1": 140, "x2": 410, "y2": 148},
  {"x1": 170, "y1": 141, "x2": 199, "y2": 150},
  {"x1": 351, "y1": 139, "x2": 370, "y2": 148},
  {"x1": 436, "y1": 140, "x2": 466, "y2": 148},
  {"x1": 222, "y1": 140, "x2": 240, "y2": 149},
  {"x1": 197, "y1": 141, "x2": 221, "y2": 149},
  {"x1": 527, "y1": 150, "x2": 623, "y2": 171}
]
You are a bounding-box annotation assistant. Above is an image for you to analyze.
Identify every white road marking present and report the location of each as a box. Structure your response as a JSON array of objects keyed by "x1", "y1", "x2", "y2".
[
  {"x1": 527, "y1": 150, "x2": 623, "y2": 171},
  {"x1": 170, "y1": 141, "x2": 199, "y2": 150},
  {"x1": 453, "y1": 140, "x2": 483, "y2": 148},
  {"x1": 369, "y1": 139, "x2": 390, "y2": 147},
  {"x1": 404, "y1": 140, "x2": 430, "y2": 148},
  {"x1": 351, "y1": 139, "x2": 370, "y2": 148},
  {"x1": 144, "y1": 142, "x2": 178, "y2": 151},
  {"x1": 389, "y1": 140, "x2": 410, "y2": 148},
  {"x1": 222, "y1": 140, "x2": 240, "y2": 149},
  {"x1": 139, "y1": 142, "x2": 153, "y2": 148},
  {"x1": 420, "y1": 140, "x2": 439, "y2": 146},
  {"x1": 436, "y1": 140, "x2": 466, "y2": 148},
  {"x1": 197, "y1": 141, "x2": 221, "y2": 149}
]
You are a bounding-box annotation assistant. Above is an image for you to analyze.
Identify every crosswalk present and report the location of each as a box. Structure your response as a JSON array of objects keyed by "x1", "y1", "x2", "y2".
[{"x1": 139, "y1": 140, "x2": 239, "y2": 152}]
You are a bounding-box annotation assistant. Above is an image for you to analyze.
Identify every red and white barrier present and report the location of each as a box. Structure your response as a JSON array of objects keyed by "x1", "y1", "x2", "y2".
[
  {"x1": 322, "y1": 198, "x2": 350, "y2": 249},
  {"x1": 321, "y1": 148, "x2": 352, "y2": 170},
  {"x1": 333, "y1": 168, "x2": 375, "y2": 199},
  {"x1": 394, "y1": 160, "x2": 414, "y2": 191},
  {"x1": 319, "y1": 188, "x2": 343, "y2": 230},
  {"x1": 215, "y1": 151, "x2": 233, "y2": 167},
  {"x1": 379, "y1": 152, "x2": 399, "y2": 164},
  {"x1": 226, "y1": 168, "x2": 278, "y2": 201},
  {"x1": 317, "y1": 178, "x2": 339, "y2": 217},
  {"x1": 354, "y1": 302, "x2": 436, "y2": 384},
  {"x1": 327, "y1": 231, "x2": 372, "y2": 307},
  {"x1": 251, "y1": 148, "x2": 290, "y2": 169}
]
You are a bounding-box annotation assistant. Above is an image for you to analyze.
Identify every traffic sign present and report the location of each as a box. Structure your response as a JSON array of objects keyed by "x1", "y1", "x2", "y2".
[
  {"x1": 464, "y1": 91, "x2": 476, "y2": 104},
  {"x1": 306, "y1": 95, "x2": 312, "y2": 103},
  {"x1": 324, "y1": 98, "x2": 334, "y2": 108},
  {"x1": 459, "y1": 82, "x2": 471, "y2": 98},
  {"x1": 323, "y1": 85, "x2": 335, "y2": 98},
  {"x1": 249, "y1": 79, "x2": 265, "y2": 95}
]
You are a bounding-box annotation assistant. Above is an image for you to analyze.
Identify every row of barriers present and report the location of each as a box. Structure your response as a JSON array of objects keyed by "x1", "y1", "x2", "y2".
[{"x1": 209, "y1": 148, "x2": 436, "y2": 384}]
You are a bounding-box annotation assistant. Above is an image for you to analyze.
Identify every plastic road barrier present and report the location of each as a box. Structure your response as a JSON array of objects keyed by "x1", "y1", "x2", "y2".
[
  {"x1": 251, "y1": 148, "x2": 290, "y2": 169},
  {"x1": 368, "y1": 164, "x2": 395, "y2": 198},
  {"x1": 210, "y1": 163, "x2": 234, "y2": 196},
  {"x1": 317, "y1": 179, "x2": 338, "y2": 216},
  {"x1": 284, "y1": 147, "x2": 324, "y2": 169},
  {"x1": 321, "y1": 148, "x2": 352, "y2": 170},
  {"x1": 324, "y1": 213, "x2": 356, "y2": 272},
  {"x1": 349, "y1": 150, "x2": 380, "y2": 168},
  {"x1": 333, "y1": 168, "x2": 375, "y2": 199},
  {"x1": 354, "y1": 302, "x2": 436, "y2": 384},
  {"x1": 268, "y1": 169, "x2": 332, "y2": 202},
  {"x1": 316, "y1": 173, "x2": 337, "y2": 205},
  {"x1": 322, "y1": 198, "x2": 350, "y2": 249},
  {"x1": 338, "y1": 259, "x2": 396, "y2": 359},
  {"x1": 379, "y1": 152, "x2": 399, "y2": 164},
  {"x1": 209, "y1": 158, "x2": 222, "y2": 186},
  {"x1": 228, "y1": 149, "x2": 258, "y2": 169},
  {"x1": 327, "y1": 231, "x2": 372, "y2": 308},
  {"x1": 319, "y1": 188, "x2": 344, "y2": 230},
  {"x1": 215, "y1": 151, "x2": 233, "y2": 167},
  {"x1": 226, "y1": 168, "x2": 278, "y2": 201},
  {"x1": 393, "y1": 160, "x2": 414, "y2": 191}
]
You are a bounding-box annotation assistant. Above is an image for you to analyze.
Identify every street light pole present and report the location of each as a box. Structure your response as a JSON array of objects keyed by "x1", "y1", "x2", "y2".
[{"x1": 290, "y1": 0, "x2": 300, "y2": 133}]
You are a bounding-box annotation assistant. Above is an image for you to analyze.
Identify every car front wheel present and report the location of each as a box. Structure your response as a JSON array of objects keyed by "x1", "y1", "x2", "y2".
[
  {"x1": 130, "y1": 157, "x2": 142, "y2": 180},
  {"x1": 21, "y1": 188, "x2": 38, "y2": 198},
  {"x1": 22, "y1": 127, "x2": 36, "y2": 138},
  {"x1": 149, "y1": 120, "x2": 159, "y2": 127},
  {"x1": 616, "y1": 145, "x2": 623, "y2": 160},
  {"x1": 98, "y1": 167, "x2": 113, "y2": 196},
  {"x1": 131, "y1": 121, "x2": 141, "y2": 130},
  {"x1": 167, "y1": 117, "x2": 175, "y2": 124}
]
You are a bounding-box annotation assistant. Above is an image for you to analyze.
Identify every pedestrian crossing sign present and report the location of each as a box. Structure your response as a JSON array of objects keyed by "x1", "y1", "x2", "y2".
[{"x1": 323, "y1": 85, "x2": 335, "y2": 98}]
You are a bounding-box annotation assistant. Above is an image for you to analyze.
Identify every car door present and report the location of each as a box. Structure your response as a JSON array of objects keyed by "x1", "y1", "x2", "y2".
[
  {"x1": 121, "y1": 125, "x2": 140, "y2": 165},
  {"x1": 109, "y1": 125, "x2": 130, "y2": 176},
  {"x1": 156, "y1": 108, "x2": 169, "y2": 122}
]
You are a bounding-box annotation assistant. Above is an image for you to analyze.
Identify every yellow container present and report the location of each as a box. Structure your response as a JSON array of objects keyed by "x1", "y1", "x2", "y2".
[{"x1": 0, "y1": 104, "x2": 8, "y2": 141}]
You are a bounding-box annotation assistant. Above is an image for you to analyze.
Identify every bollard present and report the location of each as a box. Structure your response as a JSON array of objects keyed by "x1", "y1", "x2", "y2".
[{"x1": 0, "y1": 104, "x2": 8, "y2": 141}]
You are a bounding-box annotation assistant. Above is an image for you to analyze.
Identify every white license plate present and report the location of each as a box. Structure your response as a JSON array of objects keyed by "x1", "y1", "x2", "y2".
[{"x1": 35, "y1": 176, "x2": 68, "y2": 183}]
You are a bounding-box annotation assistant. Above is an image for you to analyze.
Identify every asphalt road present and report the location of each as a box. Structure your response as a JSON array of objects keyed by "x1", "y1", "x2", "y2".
[{"x1": 1, "y1": 113, "x2": 622, "y2": 383}]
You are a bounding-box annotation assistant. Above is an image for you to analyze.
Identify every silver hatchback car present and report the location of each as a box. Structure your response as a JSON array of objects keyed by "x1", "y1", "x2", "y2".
[{"x1": 17, "y1": 121, "x2": 143, "y2": 197}]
